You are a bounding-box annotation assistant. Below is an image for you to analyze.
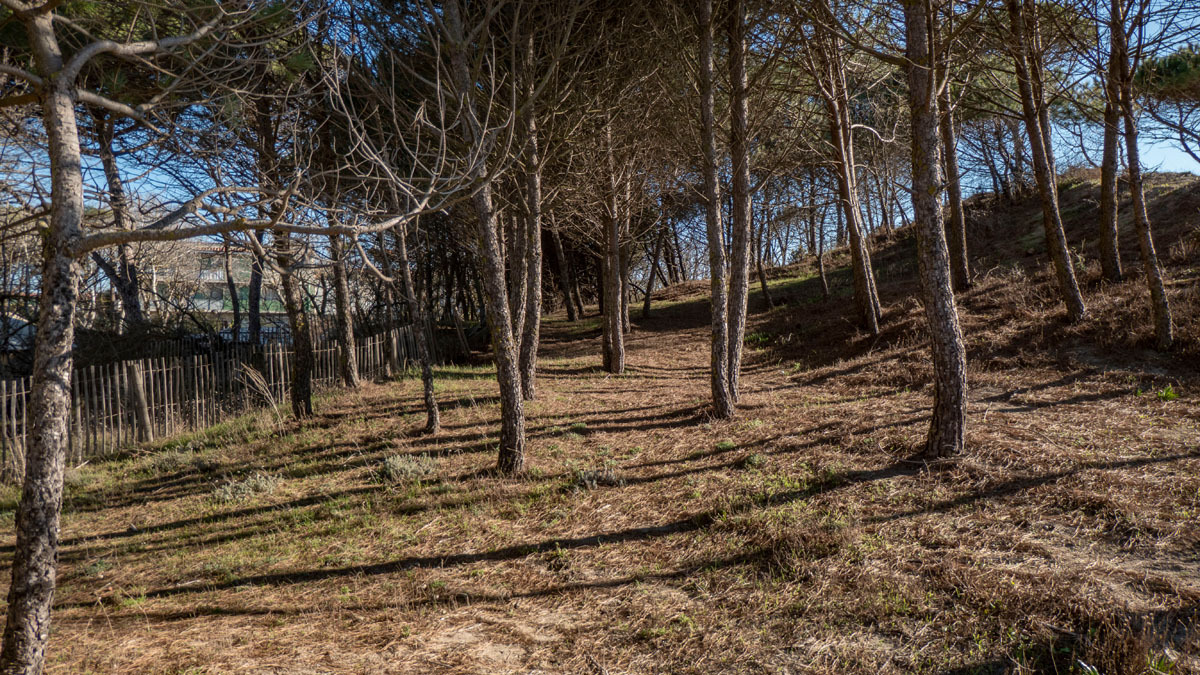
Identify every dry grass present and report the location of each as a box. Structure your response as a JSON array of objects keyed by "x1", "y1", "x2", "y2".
[{"x1": 3, "y1": 174, "x2": 1200, "y2": 674}]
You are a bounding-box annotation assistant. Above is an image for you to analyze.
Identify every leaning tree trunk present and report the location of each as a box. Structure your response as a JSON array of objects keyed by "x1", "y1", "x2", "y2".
[
  {"x1": 506, "y1": 211, "x2": 528, "y2": 359},
  {"x1": 938, "y1": 85, "x2": 970, "y2": 291},
  {"x1": 276, "y1": 232, "x2": 314, "y2": 418},
  {"x1": 396, "y1": 224, "x2": 440, "y2": 432},
  {"x1": 699, "y1": 0, "x2": 734, "y2": 419},
  {"x1": 328, "y1": 232, "x2": 360, "y2": 388},
  {"x1": 1007, "y1": 0, "x2": 1087, "y2": 322},
  {"x1": 445, "y1": 0, "x2": 525, "y2": 474},
  {"x1": 726, "y1": 0, "x2": 753, "y2": 402},
  {"x1": 2, "y1": 14, "x2": 84, "y2": 672},
  {"x1": 1114, "y1": 9, "x2": 1172, "y2": 350},
  {"x1": 903, "y1": 0, "x2": 968, "y2": 457}
]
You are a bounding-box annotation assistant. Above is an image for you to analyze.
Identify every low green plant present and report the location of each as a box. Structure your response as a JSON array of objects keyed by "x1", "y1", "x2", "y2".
[
  {"x1": 377, "y1": 455, "x2": 436, "y2": 484},
  {"x1": 740, "y1": 453, "x2": 767, "y2": 470},
  {"x1": 715, "y1": 440, "x2": 736, "y2": 452},
  {"x1": 1156, "y1": 384, "x2": 1179, "y2": 402},
  {"x1": 211, "y1": 472, "x2": 279, "y2": 503}
]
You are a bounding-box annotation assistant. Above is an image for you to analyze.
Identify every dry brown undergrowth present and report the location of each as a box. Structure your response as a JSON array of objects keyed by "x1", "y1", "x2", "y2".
[{"x1": 4, "y1": 174, "x2": 1200, "y2": 674}]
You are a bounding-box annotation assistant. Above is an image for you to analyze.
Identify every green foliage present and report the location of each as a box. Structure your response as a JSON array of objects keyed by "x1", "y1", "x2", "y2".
[
  {"x1": 715, "y1": 440, "x2": 736, "y2": 452},
  {"x1": 1156, "y1": 384, "x2": 1179, "y2": 402},
  {"x1": 1137, "y1": 46, "x2": 1200, "y2": 102}
]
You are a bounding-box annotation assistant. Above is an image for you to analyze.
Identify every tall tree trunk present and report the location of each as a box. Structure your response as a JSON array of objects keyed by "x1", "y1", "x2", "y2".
[
  {"x1": 222, "y1": 236, "x2": 241, "y2": 343},
  {"x1": 903, "y1": 0, "x2": 968, "y2": 457},
  {"x1": 1113, "y1": 3, "x2": 1172, "y2": 350},
  {"x1": 1006, "y1": 0, "x2": 1087, "y2": 322},
  {"x1": 248, "y1": 232, "x2": 265, "y2": 346},
  {"x1": 755, "y1": 206, "x2": 774, "y2": 309},
  {"x1": 642, "y1": 222, "x2": 665, "y2": 319},
  {"x1": 2, "y1": 14, "x2": 83, "y2": 672},
  {"x1": 699, "y1": 0, "x2": 734, "y2": 418},
  {"x1": 396, "y1": 224, "x2": 440, "y2": 432},
  {"x1": 726, "y1": 0, "x2": 753, "y2": 402},
  {"x1": 549, "y1": 216, "x2": 577, "y2": 322},
  {"x1": 817, "y1": 40, "x2": 884, "y2": 334},
  {"x1": 329, "y1": 232, "x2": 360, "y2": 388},
  {"x1": 602, "y1": 121, "x2": 625, "y2": 374},
  {"x1": 938, "y1": 86, "x2": 970, "y2": 291},
  {"x1": 276, "y1": 233, "x2": 314, "y2": 418},
  {"x1": 445, "y1": 0, "x2": 524, "y2": 474},
  {"x1": 91, "y1": 111, "x2": 144, "y2": 332},
  {"x1": 1097, "y1": 42, "x2": 1124, "y2": 283},
  {"x1": 518, "y1": 90, "x2": 543, "y2": 400},
  {"x1": 507, "y1": 211, "x2": 528, "y2": 358}
]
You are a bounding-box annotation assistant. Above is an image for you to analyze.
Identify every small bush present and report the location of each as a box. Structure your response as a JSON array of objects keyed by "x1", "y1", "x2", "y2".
[
  {"x1": 569, "y1": 422, "x2": 588, "y2": 434},
  {"x1": 715, "y1": 440, "x2": 737, "y2": 452},
  {"x1": 377, "y1": 455, "x2": 436, "y2": 484},
  {"x1": 211, "y1": 472, "x2": 279, "y2": 503}
]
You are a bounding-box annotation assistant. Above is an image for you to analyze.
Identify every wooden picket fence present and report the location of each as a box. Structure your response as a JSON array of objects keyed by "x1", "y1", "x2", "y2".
[{"x1": 0, "y1": 324, "x2": 431, "y2": 480}]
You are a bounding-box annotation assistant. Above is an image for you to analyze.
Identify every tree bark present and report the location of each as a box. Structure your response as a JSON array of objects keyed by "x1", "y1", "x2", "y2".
[
  {"x1": 726, "y1": 0, "x2": 753, "y2": 402},
  {"x1": 247, "y1": 232, "x2": 265, "y2": 346},
  {"x1": 1098, "y1": 39, "x2": 1124, "y2": 283},
  {"x1": 91, "y1": 110, "x2": 144, "y2": 332},
  {"x1": 329, "y1": 232, "x2": 360, "y2": 388},
  {"x1": 275, "y1": 233, "x2": 314, "y2": 418},
  {"x1": 222, "y1": 236, "x2": 241, "y2": 343},
  {"x1": 642, "y1": 221, "x2": 665, "y2": 319},
  {"x1": 2, "y1": 12, "x2": 83, "y2": 672},
  {"x1": 445, "y1": 0, "x2": 524, "y2": 474},
  {"x1": 1007, "y1": 0, "x2": 1087, "y2": 322},
  {"x1": 602, "y1": 121, "x2": 625, "y2": 374},
  {"x1": 396, "y1": 224, "x2": 440, "y2": 432},
  {"x1": 549, "y1": 217, "x2": 577, "y2": 321},
  {"x1": 938, "y1": 86, "x2": 970, "y2": 291},
  {"x1": 1113, "y1": 2, "x2": 1172, "y2": 350},
  {"x1": 518, "y1": 90, "x2": 543, "y2": 400},
  {"x1": 699, "y1": 0, "x2": 735, "y2": 419},
  {"x1": 903, "y1": 0, "x2": 968, "y2": 457}
]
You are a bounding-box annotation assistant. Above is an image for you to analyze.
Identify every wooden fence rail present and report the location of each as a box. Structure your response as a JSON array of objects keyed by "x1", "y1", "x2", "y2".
[{"x1": 0, "y1": 324, "x2": 431, "y2": 480}]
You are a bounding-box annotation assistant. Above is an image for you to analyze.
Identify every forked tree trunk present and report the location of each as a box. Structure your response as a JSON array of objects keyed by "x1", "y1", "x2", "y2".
[
  {"x1": 328, "y1": 232, "x2": 360, "y2": 388},
  {"x1": 445, "y1": 0, "x2": 524, "y2": 474},
  {"x1": 2, "y1": 14, "x2": 84, "y2": 672},
  {"x1": 903, "y1": 0, "x2": 968, "y2": 457},
  {"x1": 1007, "y1": 0, "x2": 1087, "y2": 322},
  {"x1": 396, "y1": 224, "x2": 440, "y2": 432},
  {"x1": 699, "y1": 0, "x2": 734, "y2": 419},
  {"x1": 938, "y1": 86, "x2": 970, "y2": 291},
  {"x1": 726, "y1": 0, "x2": 753, "y2": 402}
]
